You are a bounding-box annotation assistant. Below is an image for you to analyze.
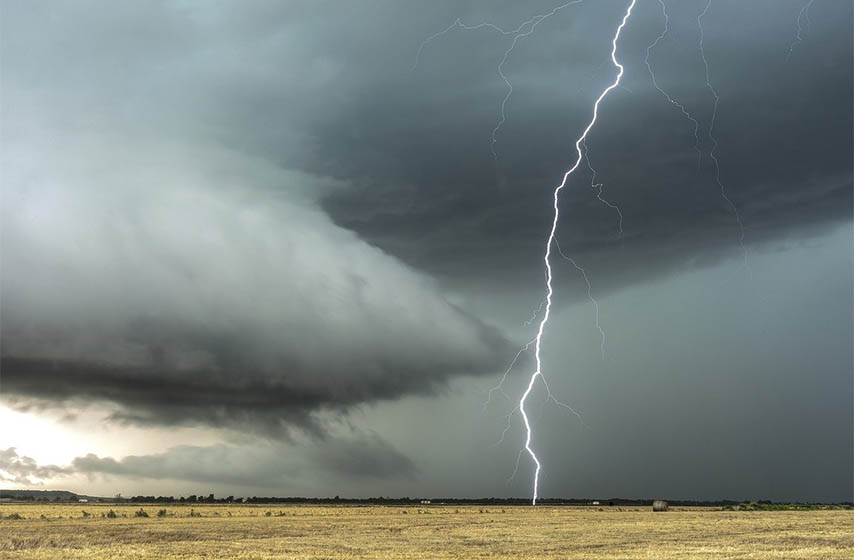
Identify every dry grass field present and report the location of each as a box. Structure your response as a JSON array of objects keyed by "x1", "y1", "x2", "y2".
[{"x1": 1, "y1": 503, "x2": 851, "y2": 559}]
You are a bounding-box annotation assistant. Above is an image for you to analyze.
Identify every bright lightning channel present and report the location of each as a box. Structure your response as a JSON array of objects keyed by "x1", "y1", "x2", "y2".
[
  {"x1": 415, "y1": 3, "x2": 607, "y2": 483},
  {"x1": 521, "y1": 0, "x2": 636, "y2": 505}
]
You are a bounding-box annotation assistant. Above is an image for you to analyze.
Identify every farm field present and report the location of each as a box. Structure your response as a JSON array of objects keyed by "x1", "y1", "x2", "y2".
[{"x1": 1, "y1": 503, "x2": 852, "y2": 559}]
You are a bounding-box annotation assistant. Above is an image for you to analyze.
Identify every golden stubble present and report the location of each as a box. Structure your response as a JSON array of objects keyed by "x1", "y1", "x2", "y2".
[{"x1": 1, "y1": 503, "x2": 851, "y2": 559}]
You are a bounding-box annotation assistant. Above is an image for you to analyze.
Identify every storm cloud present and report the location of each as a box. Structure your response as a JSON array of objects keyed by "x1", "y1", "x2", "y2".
[
  {"x1": 0, "y1": 448, "x2": 71, "y2": 485},
  {"x1": 1, "y1": 136, "x2": 509, "y2": 434},
  {"x1": 318, "y1": 0, "x2": 852, "y2": 292},
  {"x1": 1, "y1": 432, "x2": 416, "y2": 489},
  {"x1": 0, "y1": 1, "x2": 850, "y2": 501},
  {"x1": 71, "y1": 434, "x2": 416, "y2": 486}
]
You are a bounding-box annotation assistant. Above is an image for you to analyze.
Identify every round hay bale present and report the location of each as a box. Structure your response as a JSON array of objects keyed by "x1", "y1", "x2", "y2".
[{"x1": 652, "y1": 500, "x2": 669, "y2": 512}]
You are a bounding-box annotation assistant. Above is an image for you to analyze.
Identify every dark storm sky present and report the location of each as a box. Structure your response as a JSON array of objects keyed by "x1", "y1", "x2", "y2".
[{"x1": 1, "y1": 0, "x2": 851, "y2": 501}]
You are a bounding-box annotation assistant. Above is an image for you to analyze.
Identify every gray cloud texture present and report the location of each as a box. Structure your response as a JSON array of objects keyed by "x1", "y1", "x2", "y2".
[
  {"x1": 0, "y1": 1, "x2": 525, "y2": 435},
  {"x1": 0, "y1": 0, "x2": 850, "y2": 500},
  {"x1": 1, "y1": 133, "x2": 509, "y2": 434},
  {"x1": 320, "y1": 0, "x2": 851, "y2": 292},
  {"x1": 72, "y1": 434, "x2": 416, "y2": 486},
  {"x1": 2, "y1": 432, "x2": 415, "y2": 489},
  {"x1": 0, "y1": 448, "x2": 71, "y2": 485}
]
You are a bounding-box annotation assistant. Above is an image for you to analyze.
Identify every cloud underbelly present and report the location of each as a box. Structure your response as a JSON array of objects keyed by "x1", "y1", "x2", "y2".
[{"x1": 1, "y1": 141, "x2": 509, "y2": 435}]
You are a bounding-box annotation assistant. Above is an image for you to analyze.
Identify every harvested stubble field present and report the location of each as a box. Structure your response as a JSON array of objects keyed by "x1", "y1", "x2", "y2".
[{"x1": 0, "y1": 503, "x2": 852, "y2": 559}]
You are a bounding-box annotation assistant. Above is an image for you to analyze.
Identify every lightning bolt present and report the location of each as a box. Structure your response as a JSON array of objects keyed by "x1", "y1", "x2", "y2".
[
  {"x1": 522, "y1": 300, "x2": 547, "y2": 327},
  {"x1": 645, "y1": 0, "x2": 749, "y2": 274},
  {"x1": 698, "y1": 0, "x2": 750, "y2": 274},
  {"x1": 412, "y1": 20, "x2": 517, "y2": 73},
  {"x1": 412, "y1": 2, "x2": 585, "y2": 160},
  {"x1": 554, "y1": 238, "x2": 605, "y2": 360},
  {"x1": 502, "y1": 370, "x2": 585, "y2": 485},
  {"x1": 484, "y1": 339, "x2": 536, "y2": 413},
  {"x1": 582, "y1": 139, "x2": 624, "y2": 238},
  {"x1": 521, "y1": 0, "x2": 636, "y2": 505},
  {"x1": 418, "y1": 4, "x2": 608, "y2": 477},
  {"x1": 489, "y1": 1, "x2": 585, "y2": 160},
  {"x1": 415, "y1": 0, "x2": 767, "y2": 506},
  {"x1": 786, "y1": 0, "x2": 816, "y2": 63},
  {"x1": 645, "y1": 0, "x2": 703, "y2": 167}
]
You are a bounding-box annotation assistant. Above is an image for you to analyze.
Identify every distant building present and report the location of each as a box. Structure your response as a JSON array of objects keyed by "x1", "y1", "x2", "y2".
[
  {"x1": 591, "y1": 501, "x2": 600, "y2": 505},
  {"x1": 78, "y1": 498, "x2": 88, "y2": 503}
]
